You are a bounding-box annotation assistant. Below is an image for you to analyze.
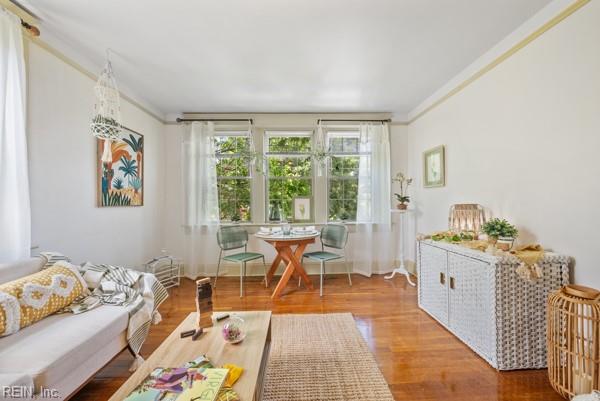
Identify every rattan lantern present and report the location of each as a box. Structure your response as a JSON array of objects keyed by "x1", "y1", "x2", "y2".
[
  {"x1": 448, "y1": 204, "x2": 486, "y2": 234},
  {"x1": 91, "y1": 58, "x2": 122, "y2": 141},
  {"x1": 548, "y1": 285, "x2": 600, "y2": 399}
]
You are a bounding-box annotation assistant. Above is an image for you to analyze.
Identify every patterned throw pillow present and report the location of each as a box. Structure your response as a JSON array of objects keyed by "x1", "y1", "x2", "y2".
[{"x1": 0, "y1": 261, "x2": 88, "y2": 336}]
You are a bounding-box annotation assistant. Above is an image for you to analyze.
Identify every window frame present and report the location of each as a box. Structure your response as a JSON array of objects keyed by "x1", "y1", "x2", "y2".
[
  {"x1": 214, "y1": 130, "x2": 253, "y2": 222},
  {"x1": 326, "y1": 129, "x2": 371, "y2": 222},
  {"x1": 263, "y1": 130, "x2": 315, "y2": 222}
]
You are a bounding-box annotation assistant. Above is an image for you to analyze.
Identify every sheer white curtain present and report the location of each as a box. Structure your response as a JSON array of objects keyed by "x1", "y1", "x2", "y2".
[
  {"x1": 181, "y1": 122, "x2": 220, "y2": 278},
  {"x1": 0, "y1": 9, "x2": 30, "y2": 262},
  {"x1": 351, "y1": 123, "x2": 392, "y2": 276}
]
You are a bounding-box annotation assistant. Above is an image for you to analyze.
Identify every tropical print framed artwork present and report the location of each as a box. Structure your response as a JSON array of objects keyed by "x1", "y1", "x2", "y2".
[{"x1": 97, "y1": 127, "x2": 144, "y2": 206}]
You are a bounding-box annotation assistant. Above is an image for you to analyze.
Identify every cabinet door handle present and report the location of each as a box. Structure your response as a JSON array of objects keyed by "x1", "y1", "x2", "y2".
[
  {"x1": 439, "y1": 272, "x2": 445, "y2": 285},
  {"x1": 449, "y1": 276, "x2": 455, "y2": 290}
]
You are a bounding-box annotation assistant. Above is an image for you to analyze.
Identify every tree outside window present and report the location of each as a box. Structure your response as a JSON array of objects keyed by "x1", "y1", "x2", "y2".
[
  {"x1": 215, "y1": 134, "x2": 252, "y2": 222},
  {"x1": 328, "y1": 132, "x2": 367, "y2": 221},
  {"x1": 265, "y1": 133, "x2": 312, "y2": 221}
]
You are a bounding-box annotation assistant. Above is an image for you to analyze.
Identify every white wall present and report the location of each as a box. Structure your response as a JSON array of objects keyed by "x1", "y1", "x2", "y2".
[
  {"x1": 27, "y1": 41, "x2": 166, "y2": 266},
  {"x1": 405, "y1": 1, "x2": 600, "y2": 287}
]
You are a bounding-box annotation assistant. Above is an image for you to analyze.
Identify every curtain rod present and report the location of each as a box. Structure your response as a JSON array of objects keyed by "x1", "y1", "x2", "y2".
[
  {"x1": 317, "y1": 119, "x2": 391, "y2": 124},
  {"x1": 20, "y1": 19, "x2": 39, "y2": 36},
  {"x1": 121, "y1": 125, "x2": 142, "y2": 137},
  {"x1": 176, "y1": 118, "x2": 253, "y2": 123}
]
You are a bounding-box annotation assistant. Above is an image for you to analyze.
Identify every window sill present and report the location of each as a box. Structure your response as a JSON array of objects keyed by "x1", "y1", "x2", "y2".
[
  {"x1": 182, "y1": 221, "x2": 367, "y2": 229},
  {"x1": 220, "y1": 221, "x2": 363, "y2": 227}
]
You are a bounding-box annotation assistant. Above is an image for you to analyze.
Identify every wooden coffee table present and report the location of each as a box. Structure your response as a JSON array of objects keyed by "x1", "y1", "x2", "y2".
[{"x1": 109, "y1": 311, "x2": 271, "y2": 401}]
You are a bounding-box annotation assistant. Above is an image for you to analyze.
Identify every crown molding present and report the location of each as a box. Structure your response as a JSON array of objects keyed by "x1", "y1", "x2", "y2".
[
  {"x1": 0, "y1": 0, "x2": 37, "y2": 24},
  {"x1": 26, "y1": 32, "x2": 167, "y2": 124},
  {"x1": 407, "y1": 0, "x2": 590, "y2": 124}
]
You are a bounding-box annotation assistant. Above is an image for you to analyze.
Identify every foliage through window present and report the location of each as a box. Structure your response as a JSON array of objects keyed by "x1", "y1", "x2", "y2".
[
  {"x1": 215, "y1": 134, "x2": 251, "y2": 222},
  {"x1": 266, "y1": 132, "x2": 312, "y2": 221},
  {"x1": 328, "y1": 132, "x2": 365, "y2": 221}
]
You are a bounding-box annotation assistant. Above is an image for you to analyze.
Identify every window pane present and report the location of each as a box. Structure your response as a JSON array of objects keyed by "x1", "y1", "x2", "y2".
[
  {"x1": 215, "y1": 136, "x2": 249, "y2": 154},
  {"x1": 216, "y1": 158, "x2": 249, "y2": 177},
  {"x1": 329, "y1": 178, "x2": 343, "y2": 199},
  {"x1": 215, "y1": 133, "x2": 252, "y2": 222},
  {"x1": 328, "y1": 132, "x2": 363, "y2": 221},
  {"x1": 218, "y1": 178, "x2": 251, "y2": 221},
  {"x1": 329, "y1": 137, "x2": 344, "y2": 153},
  {"x1": 343, "y1": 157, "x2": 359, "y2": 176},
  {"x1": 268, "y1": 178, "x2": 311, "y2": 220},
  {"x1": 343, "y1": 137, "x2": 359, "y2": 153},
  {"x1": 268, "y1": 156, "x2": 312, "y2": 178},
  {"x1": 331, "y1": 156, "x2": 360, "y2": 177},
  {"x1": 266, "y1": 132, "x2": 313, "y2": 222},
  {"x1": 268, "y1": 136, "x2": 311, "y2": 152},
  {"x1": 343, "y1": 179, "x2": 358, "y2": 199}
]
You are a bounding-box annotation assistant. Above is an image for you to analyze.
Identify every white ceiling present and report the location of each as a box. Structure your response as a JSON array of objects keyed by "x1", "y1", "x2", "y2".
[{"x1": 21, "y1": 0, "x2": 553, "y2": 119}]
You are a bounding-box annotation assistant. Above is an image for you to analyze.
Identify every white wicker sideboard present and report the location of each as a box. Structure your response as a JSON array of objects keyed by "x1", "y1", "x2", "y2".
[{"x1": 417, "y1": 239, "x2": 569, "y2": 370}]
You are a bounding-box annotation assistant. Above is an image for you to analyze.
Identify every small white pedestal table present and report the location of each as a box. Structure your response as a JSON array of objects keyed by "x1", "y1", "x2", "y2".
[{"x1": 384, "y1": 209, "x2": 416, "y2": 286}]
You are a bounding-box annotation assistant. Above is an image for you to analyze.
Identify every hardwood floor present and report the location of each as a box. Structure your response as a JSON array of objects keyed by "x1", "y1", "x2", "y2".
[{"x1": 72, "y1": 275, "x2": 563, "y2": 401}]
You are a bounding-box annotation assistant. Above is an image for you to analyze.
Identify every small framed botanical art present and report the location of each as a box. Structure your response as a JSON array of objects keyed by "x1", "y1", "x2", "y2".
[
  {"x1": 423, "y1": 145, "x2": 445, "y2": 188},
  {"x1": 293, "y1": 197, "x2": 312, "y2": 222}
]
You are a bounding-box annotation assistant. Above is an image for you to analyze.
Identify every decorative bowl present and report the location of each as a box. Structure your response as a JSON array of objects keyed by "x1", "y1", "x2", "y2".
[{"x1": 222, "y1": 315, "x2": 246, "y2": 344}]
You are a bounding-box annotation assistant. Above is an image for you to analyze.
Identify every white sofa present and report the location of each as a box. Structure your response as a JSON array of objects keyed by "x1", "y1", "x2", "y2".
[{"x1": 0, "y1": 257, "x2": 130, "y2": 401}]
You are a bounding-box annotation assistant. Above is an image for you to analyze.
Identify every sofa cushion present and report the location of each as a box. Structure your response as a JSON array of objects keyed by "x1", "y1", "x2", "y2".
[
  {"x1": 0, "y1": 262, "x2": 88, "y2": 336},
  {"x1": 0, "y1": 258, "x2": 44, "y2": 285},
  {"x1": 0, "y1": 305, "x2": 128, "y2": 389}
]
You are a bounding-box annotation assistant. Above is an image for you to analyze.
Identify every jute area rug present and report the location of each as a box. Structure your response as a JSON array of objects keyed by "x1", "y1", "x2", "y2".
[{"x1": 262, "y1": 313, "x2": 394, "y2": 401}]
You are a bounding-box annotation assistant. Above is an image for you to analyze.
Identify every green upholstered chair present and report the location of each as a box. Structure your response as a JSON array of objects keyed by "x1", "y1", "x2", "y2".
[
  {"x1": 300, "y1": 224, "x2": 352, "y2": 296},
  {"x1": 215, "y1": 225, "x2": 267, "y2": 297}
]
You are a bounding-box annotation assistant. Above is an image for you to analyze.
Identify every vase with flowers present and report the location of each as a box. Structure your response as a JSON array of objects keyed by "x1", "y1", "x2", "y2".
[{"x1": 392, "y1": 172, "x2": 413, "y2": 210}]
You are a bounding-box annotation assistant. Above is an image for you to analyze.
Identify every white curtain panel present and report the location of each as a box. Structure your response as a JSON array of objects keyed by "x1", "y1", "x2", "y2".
[
  {"x1": 182, "y1": 121, "x2": 219, "y2": 226},
  {"x1": 0, "y1": 9, "x2": 30, "y2": 262},
  {"x1": 351, "y1": 123, "x2": 392, "y2": 276},
  {"x1": 181, "y1": 122, "x2": 220, "y2": 277}
]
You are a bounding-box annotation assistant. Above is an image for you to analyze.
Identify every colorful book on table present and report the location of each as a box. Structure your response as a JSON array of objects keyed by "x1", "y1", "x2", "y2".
[{"x1": 124, "y1": 356, "x2": 228, "y2": 401}]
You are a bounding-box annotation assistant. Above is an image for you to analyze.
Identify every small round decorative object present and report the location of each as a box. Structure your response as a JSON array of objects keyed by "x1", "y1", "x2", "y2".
[{"x1": 222, "y1": 315, "x2": 246, "y2": 344}]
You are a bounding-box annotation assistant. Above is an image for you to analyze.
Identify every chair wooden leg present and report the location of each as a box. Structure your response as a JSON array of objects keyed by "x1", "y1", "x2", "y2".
[{"x1": 214, "y1": 249, "x2": 223, "y2": 288}]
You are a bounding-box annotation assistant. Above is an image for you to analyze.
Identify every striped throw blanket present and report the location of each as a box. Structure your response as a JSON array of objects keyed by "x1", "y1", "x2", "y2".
[{"x1": 39, "y1": 253, "x2": 169, "y2": 371}]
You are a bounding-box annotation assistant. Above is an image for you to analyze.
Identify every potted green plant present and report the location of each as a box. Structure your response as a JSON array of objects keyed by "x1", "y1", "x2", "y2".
[
  {"x1": 482, "y1": 218, "x2": 518, "y2": 251},
  {"x1": 392, "y1": 172, "x2": 413, "y2": 210}
]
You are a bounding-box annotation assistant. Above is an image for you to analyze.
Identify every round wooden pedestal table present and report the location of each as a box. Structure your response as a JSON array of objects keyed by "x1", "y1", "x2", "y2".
[{"x1": 255, "y1": 232, "x2": 319, "y2": 299}]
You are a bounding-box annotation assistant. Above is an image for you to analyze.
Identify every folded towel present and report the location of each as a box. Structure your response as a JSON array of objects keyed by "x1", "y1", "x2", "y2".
[{"x1": 511, "y1": 244, "x2": 544, "y2": 281}]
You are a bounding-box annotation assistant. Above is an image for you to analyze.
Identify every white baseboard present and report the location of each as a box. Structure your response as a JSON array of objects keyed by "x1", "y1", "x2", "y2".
[{"x1": 182, "y1": 259, "x2": 417, "y2": 280}]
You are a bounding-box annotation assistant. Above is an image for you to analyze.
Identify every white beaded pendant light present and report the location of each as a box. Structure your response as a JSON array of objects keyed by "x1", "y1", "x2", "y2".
[{"x1": 91, "y1": 50, "x2": 122, "y2": 163}]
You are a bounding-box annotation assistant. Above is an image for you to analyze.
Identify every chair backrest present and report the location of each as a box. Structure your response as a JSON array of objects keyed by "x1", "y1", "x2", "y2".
[
  {"x1": 321, "y1": 224, "x2": 348, "y2": 250},
  {"x1": 217, "y1": 226, "x2": 248, "y2": 251}
]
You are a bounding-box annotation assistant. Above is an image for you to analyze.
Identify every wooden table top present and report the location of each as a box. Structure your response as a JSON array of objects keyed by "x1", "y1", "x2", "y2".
[{"x1": 108, "y1": 311, "x2": 272, "y2": 401}]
